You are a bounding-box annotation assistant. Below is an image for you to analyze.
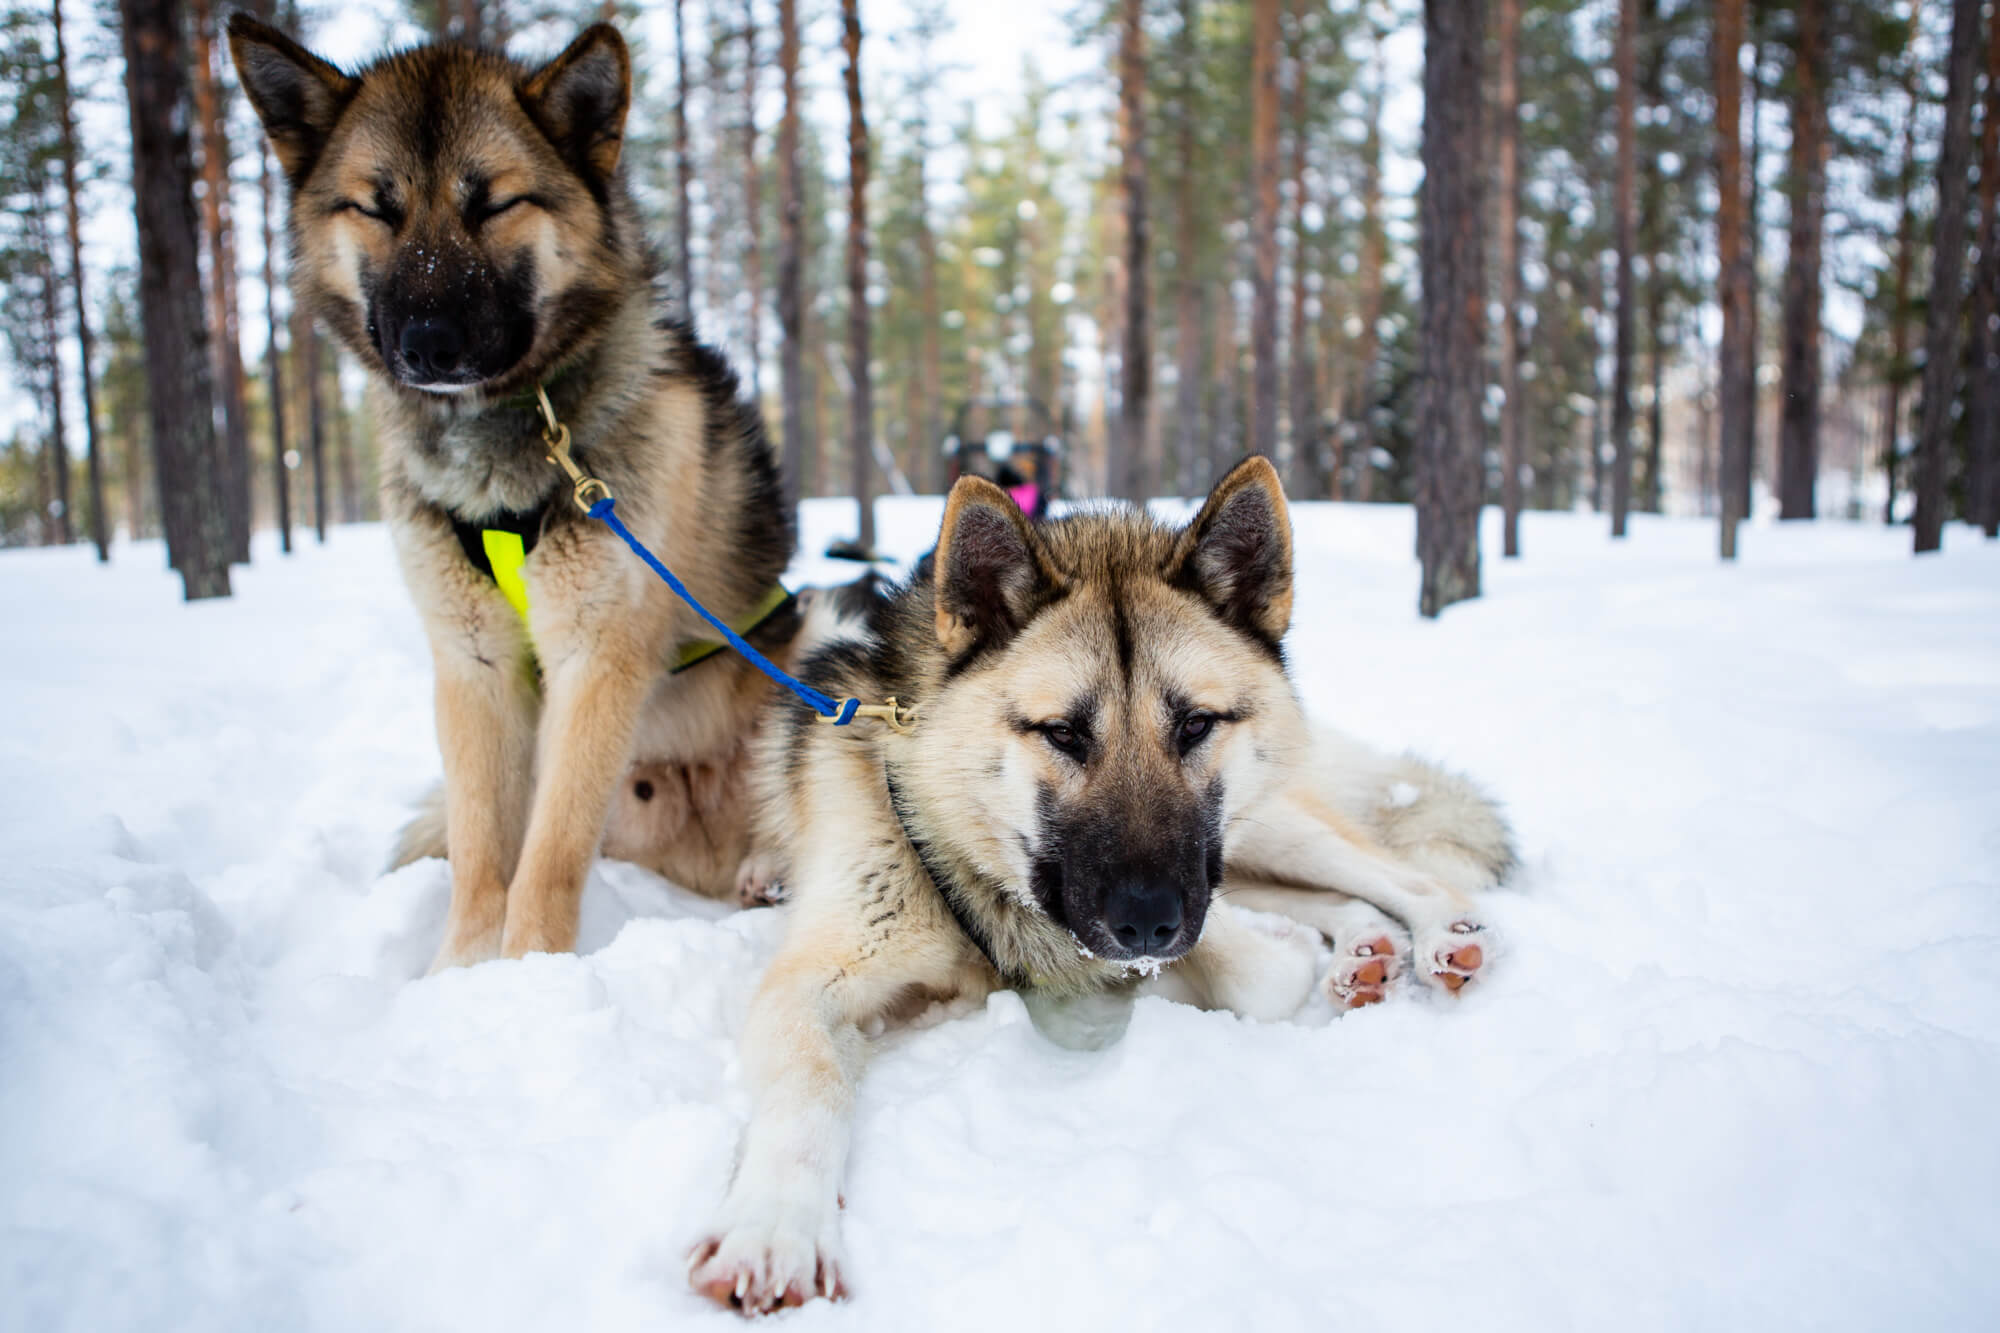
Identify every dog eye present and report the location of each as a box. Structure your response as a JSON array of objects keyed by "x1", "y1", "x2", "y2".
[
  {"x1": 476, "y1": 196, "x2": 530, "y2": 223},
  {"x1": 1040, "y1": 722, "x2": 1085, "y2": 759},
  {"x1": 1177, "y1": 712, "x2": 1216, "y2": 753},
  {"x1": 336, "y1": 199, "x2": 396, "y2": 226}
]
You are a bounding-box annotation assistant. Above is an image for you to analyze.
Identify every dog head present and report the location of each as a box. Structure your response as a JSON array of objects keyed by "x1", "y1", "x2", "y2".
[
  {"x1": 229, "y1": 18, "x2": 633, "y2": 398},
  {"x1": 912, "y1": 457, "x2": 1299, "y2": 966}
]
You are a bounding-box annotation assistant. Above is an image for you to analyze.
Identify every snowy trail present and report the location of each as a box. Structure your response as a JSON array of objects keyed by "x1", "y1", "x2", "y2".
[{"x1": 3, "y1": 503, "x2": 1997, "y2": 1332}]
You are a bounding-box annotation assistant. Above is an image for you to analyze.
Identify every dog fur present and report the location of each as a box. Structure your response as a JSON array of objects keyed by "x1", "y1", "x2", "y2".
[
  {"x1": 231, "y1": 19, "x2": 798, "y2": 968},
  {"x1": 689, "y1": 457, "x2": 1515, "y2": 1313}
]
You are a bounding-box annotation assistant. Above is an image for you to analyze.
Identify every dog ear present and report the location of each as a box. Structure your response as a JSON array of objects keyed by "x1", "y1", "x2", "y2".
[
  {"x1": 932, "y1": 477, "x2": 1064, "y2": 657},
  {"x1": 227, "y1": 15, "x2": 359, "y2": 185},
  {"x1": 521, "y1": 24, "x2": 632, "y2": 183},
  {"x1": 1168, "y1": 455, "x2": 1294, "y2": 644}
]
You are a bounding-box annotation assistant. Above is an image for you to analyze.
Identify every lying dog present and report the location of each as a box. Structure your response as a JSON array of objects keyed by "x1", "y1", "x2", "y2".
[
  {"x1": 691, "y1": 456, "x2": 1515, "y2": 1312},
  {"x1": 231, "y1": 20, "x2": 798, "y2": 968}
]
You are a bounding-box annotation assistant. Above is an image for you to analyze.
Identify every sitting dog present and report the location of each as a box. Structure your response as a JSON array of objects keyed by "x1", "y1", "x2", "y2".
[
  {"x1": 231, "y1": 19, "x2": 799, "y2": 968},
  {"x1": 691, "y1": 456, "x2": 1515, "y2": 1312}
]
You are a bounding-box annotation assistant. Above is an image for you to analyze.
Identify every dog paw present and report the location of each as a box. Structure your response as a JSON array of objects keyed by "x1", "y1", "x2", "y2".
[
  {"x1": 1324, "y1": 922, "x2": 1410, "y2": 1009},
  {"x1": 734, "y1": 854, "x2": 787, "y2": 908},
  {"x1": 1414, "y1": 918, "x2": 1487, "y2": 994},
  {"x1": 687, "y1": 1223, "x2": 846, "y2": 1316}
]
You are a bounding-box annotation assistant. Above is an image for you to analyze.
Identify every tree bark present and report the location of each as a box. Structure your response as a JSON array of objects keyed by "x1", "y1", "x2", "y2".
[
  {"x1": 118, "y1": 0, "x2": 232, "y2": 598},
  {"x1": 189, "y1": 0, "x2": 252, "y2": 561},
  {"x1": 1285, "y1": 0, "x2": 1316, "y2": 498},
  {"x1": 1416, "y1": 0, "x2": 1486, "y2": 617},
  {"x1": 1352, "y1": 28, "x2": 1386, "y2": 503},
  {"x1": 841, "y1": 0, "x2": 875, "y2": 550},
  {"x1": 1777, "y1": 0, "x2": 1827, "y2": 519},
  {"x1": 673, "y1": 0, "x2": 695, "y2": 311},
  {"x1": 53, "y1": 0, "x2": 106, "y2": 559},
  {"x1": 35, "y1": 230, "x2": 73, "y2": 546},
  {"x1": 302, "y1": 316, "x2": 327, "y2": 541},
  {"x1": 1741, "y1": 32, "x2": 1763, "y2": 521},
  {"x1": 1638, "y1": 0, "x2": 1666, "y2": 514},
  {"x1": 1914, "y1": 0, "x2": 1982, "y2": 553},
  {"x1": 1715, "y1": 0, "x2": 1751, "y2": 561},
  {"x1": 1969, "y1": 0, "x2": 2000, "y2": 538},
  {"x1": 741, "y1": 0, "x2": 762, "y2": 399},
  {"x1": 1610, "y1": 0, "x2": 1637, "y2": 538},
  {"x1": 1881, "y1": 102, "x2": 1918, "y2": 525},
  {"x1": 1248, "y1": 0, "x2": 1280, "y2": 464},
  {"x1": 258, "y1": 138, "x2": 292, "y2": 555},
  {"x1": 1117, "y1": 0, "x2": 1151, "y2": 501},
  {"x1": 776, "y1": 0, "x2": 806, "y2": 503},
  {"x1": 1497, "y1": 0, "x2": 1523, "y2": 554},
  {"x1": 1172, "y1": 0, "x2": 1205, "y2": 498}
]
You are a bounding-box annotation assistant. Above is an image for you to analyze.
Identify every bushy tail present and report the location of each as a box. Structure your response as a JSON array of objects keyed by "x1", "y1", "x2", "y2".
[{"x1": 386, "y1": 781, "x2": 449, "y2": 872}]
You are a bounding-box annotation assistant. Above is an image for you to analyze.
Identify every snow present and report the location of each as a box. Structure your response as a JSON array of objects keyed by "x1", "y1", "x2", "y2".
[{"x1": 3, "y1": 501, "x2": 1998, "y2": 1332}]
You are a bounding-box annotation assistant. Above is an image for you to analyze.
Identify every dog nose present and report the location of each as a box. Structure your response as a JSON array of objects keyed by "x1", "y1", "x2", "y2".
[
  {"x1": 399, "y1": 317, "x2": 464, "y2": 380},
  {"x1": 1105, "y1": 880, "x2": 1182, "y2": 954}
]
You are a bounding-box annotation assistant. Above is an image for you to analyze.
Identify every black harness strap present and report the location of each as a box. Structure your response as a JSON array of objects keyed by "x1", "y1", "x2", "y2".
[
  {"x1": 883, "y1": 769, "x2": 1028, "y2": 988},
  {"x1": 451, "y1": 502, "x2": 550, "y2": 579}
]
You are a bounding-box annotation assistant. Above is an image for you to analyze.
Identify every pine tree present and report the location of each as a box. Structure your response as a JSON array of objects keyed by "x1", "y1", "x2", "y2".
[
  {"x1": 775, "y1": 0, "x2": 805, "y2": 502},
  {"x1": 1776, "y1": 0, "x2": 1828, "y2": 520},
  {"x1": 1116, "y1": 0, "x2": 1150, "y2": 500},
  {"x1": 118, "y1": 0, "x2": 231, "y2": 598},
  {"x1": 51, "y1": 0, "x2": 105, "y2": 559},
  {"x1": 1497, "y1": 0, "x2": 1523, "y2": 554},
  {"x1": 841, "y1": 0, "x2": 874, "y2": 549},
  {"x1": 1416, "y1": 0, "x2": 1486, "y2": 617},
  {"x1": 1248, "y1": 0, "x2": 1280, "y2": 465},
  {"x1": 1969, "y1": 0, "x2": 2000, "y2": 538},
  {"x1": 1609, "y1": 0, "x2": 1637, "y2": 538},
  {"x1": 1716, "y1": 0, "x2": 1751, "y2": 561},
  {"x1": 1914, "y1": 0, "x2": 1981, "y2": 553}
]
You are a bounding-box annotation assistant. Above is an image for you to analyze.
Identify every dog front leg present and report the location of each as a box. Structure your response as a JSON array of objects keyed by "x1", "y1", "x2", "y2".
[
  {"x1": 1230, "y1": 789, "x2": 1490, "y2": 993},
  {"x1": 429, "y1": 647, "x2": 538, "y2": 972},
  {"x1": 689, "y1": 901, "x2": 976, "y2": 1314},
  {"x1": 498, "y1": 628, "x2": 658, "y2": 958}
]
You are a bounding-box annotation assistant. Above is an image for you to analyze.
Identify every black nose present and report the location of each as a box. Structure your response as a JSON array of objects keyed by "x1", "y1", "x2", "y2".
[
  {"x1": 399, "y1": 317, "x2": 464, "y2": 381},
  {"x1": 1104, "y1": 880, "x2": 1182, "y2": 955}
]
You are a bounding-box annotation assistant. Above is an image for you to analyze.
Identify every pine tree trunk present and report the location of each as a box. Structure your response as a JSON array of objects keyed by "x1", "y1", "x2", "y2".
[
  {"x1": 259, "y1": 138, "x2": 292, "y2": 556},
  {"x1": 1497, "y1": 0, "x2": 1523, "y2": 554},
  {"x1": 1118, "y1": 0, "x2": 1151, "y2": 502},
  {"x1": 1715, "y1": 0, "x2": 1751, "y2": 561},
  {"x1": 1416, "y1": 0, "x2": 1486, "y2": 618},
  {"x1": 1777, "y1": 0, "x2": 1826, "y2": 520},
  {"x1": 1172, "y1": 0, "x2": 1205, "y2": 499},
  {"x1": 36, "y1": 237, "x2": 73, "y2": 545},
  {"x1": 741, "y1": 0, "x2": 762, "y2": 400},
  {"x1": 1609, "y1": 0, "x2": 1637, "y2": 538},
  {"x1": 1969, "y1": 1, "x2": 2000, "y2": 538},
  {"x1": 53, "y1": 0, "x2": 106, "y2": 559},
  {"x1": 776, "y1": 0, "x2": 806, "y2": 503},
  {"x1": 190, "y1": 0, "x2": 252, "y2": 561},
  {"x1": 1249, "y1": 0, "x2": 1281, "y2": 464},
  {"x1": 1741, "y1": 34, "x2": 1763, "y2": 521},
  {"x1": 1285, "y1": 0, "x2": 1316, "y2": 499},
  {"x1": 1352, "y1": 34, "x2": 1385, "y2": 504},
  {"x1": 1914, "y1": 0, "x2": 1982, "y2": 553},
  {"x1": 118, "y1": 0, "x2": 231, "y2": 599},
  {"x1": 1881, "y1": 18, "x2": 1922, "y2": 527},
  {"x1": 673, "y1": 0, "x2": 695, "y2": 311},
  {"x1": 912, "y1": 16, "x2": 941, "y2": 496},
  {"x1": 841, "y1": 0, "x2": 875, "y2": 550},
  {"x1": 303, "y1": 317, "x2": 327, "y2": 541},
  {"x1": 1638, "y1": 0, "x2": 1666, "y2": 514}
]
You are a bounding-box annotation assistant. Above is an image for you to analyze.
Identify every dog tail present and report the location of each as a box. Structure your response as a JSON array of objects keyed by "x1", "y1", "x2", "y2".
[
  {"x1": 1313, "y1": 727, "x2": 1519, "y2": 894},
  {"x1": 386, "y1": 781, "x2": 449, "y2": 872}
]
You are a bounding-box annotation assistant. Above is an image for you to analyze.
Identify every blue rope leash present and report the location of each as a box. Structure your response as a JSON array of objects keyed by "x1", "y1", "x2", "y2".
[{"x1": 585, "y1": 497, "x2": 860, "y2": 725}]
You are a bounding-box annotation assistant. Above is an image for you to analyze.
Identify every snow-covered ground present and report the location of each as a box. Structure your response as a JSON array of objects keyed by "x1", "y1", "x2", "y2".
[{"x1": 3, "y1": 501, "x2": 1997, "y2": 1333}]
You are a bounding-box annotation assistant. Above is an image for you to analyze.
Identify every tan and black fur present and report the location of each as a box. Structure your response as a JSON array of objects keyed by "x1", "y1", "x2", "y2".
[
  {"x1": 231, "y1": 19, "x2": 798, "y2": 967},
  {"x1": 690, "y1": 457, "x2": 1516, "y2": 1313}
]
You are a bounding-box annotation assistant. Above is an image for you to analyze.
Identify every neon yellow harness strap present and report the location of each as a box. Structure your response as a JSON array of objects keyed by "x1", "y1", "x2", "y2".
[
  {"x1": 481, "y1": 530, "x2": 531, "y2": 621},
  {"x1": 673, "y1": 581, "x2": 793, "y2": 673},
  {"x1": 478, "y1": 523, "x2": 789, "y2": 674}
]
